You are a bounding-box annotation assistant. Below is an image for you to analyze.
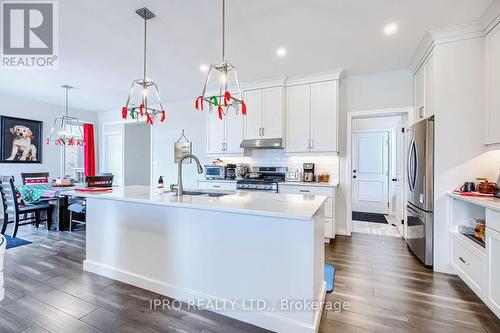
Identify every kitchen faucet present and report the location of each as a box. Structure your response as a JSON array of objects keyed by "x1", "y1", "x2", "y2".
[{"x1": 170, "y1": 154, "x2": 204, "y2": 196}]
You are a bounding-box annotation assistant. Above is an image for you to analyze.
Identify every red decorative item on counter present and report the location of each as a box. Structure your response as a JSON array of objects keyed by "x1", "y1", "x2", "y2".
[{"x1": 452, "y1": 190, "x2": 494, "y2": 197}]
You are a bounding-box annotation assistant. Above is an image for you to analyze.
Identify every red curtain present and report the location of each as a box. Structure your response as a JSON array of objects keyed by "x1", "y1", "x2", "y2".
[{"x1": 83, "y1": 124, "x2": 96, "y2": 177}]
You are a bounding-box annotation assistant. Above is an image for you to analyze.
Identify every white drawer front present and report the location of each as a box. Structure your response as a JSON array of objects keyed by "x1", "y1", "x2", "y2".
[
  {"x1": 198, "y1": 181, "x2": 236, "y2": 191},
  {"x1": 451, "y1": 234, "x2": 484, "y2": 294},
  {"x1": 486, "y1": 209, "x2": 500, "y2": 233},
  {"x1": 324, "y1": 198, "x2": 333, "y2": 218},
  {"x1": 278, "y1": 185, "x2": 333, "y2": 197}
]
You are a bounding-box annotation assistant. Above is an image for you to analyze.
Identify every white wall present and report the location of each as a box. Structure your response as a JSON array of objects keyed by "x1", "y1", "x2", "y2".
[
  {"x1": 431, "y1": 37, "x2": 500, "y2": 272},
  {"x1": 337, "y1": 70, "x2": 414, "y2": 233},
  {"x1": 0, "y1": 93, "x2": 99, "y2": 184}
]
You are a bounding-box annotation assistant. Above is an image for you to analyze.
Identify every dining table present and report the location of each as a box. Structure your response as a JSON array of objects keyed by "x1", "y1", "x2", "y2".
[{"x1": 17, "y1": 183, "x2": 86, "y2": 231}]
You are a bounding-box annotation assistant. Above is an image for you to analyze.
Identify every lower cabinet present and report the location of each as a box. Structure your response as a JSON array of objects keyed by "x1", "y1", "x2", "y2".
[
  {"x1": 198, "y1": 181, "x2": 236, "y2": 191},
  {"x1": 486, "y1": 226, "x2": 500, "y2": 318},
  {"x1": 450, "y1": 232, "x2": 485, "y2": 295},
  {"x1": 278, "y1": 184, "x2": 336, "y2": 239}
]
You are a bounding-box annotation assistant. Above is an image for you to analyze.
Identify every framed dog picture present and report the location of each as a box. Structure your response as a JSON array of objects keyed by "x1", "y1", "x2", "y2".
[{"x1": 0, "y1": 116, "x2": 43, "y2": 163}]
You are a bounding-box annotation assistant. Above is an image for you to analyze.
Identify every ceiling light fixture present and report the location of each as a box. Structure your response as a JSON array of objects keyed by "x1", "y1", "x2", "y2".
[
  {"x1": 194, "y1": 0, "x2": 246, "y2": 120},
  {"x1": 121, "y1": 7, "x2": 166, "y2": 125},
  {"x1": 276, "y1": 47, "x2": 287, "y2": 57},
  {"x1": 199, "y1": 64, "x2": 209, "y2": 72},
  {"x1": 47, "y1": 85, "x2": 84, "y2": 146},
  {"x1": 384, "y1": 23, "x2": 398, "y2": 35}
]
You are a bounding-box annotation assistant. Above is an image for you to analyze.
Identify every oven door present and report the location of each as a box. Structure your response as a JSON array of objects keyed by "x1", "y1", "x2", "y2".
[{"x1": 406, "y1": 203, "x2": 433, "y2": 266}]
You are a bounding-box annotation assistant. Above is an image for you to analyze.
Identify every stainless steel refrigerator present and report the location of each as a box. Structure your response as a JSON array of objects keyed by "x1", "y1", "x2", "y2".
[{"x1": 406, "y1": 116, "x2": 434, "y2": 266}]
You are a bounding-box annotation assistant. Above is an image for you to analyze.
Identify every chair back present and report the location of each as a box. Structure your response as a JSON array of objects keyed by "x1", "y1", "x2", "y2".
[
  {"x1": 0, "y1": 176, "x2": 19, "y2": 215},
  {"x1": 21, "y1": 172, "x2": 49, "y2": 185},
  {"x1": 86, "y1": 175, "x2": 113, "y2": 188}
]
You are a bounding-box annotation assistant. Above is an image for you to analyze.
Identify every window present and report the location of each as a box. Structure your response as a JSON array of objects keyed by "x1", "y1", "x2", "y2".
[{"x1": 63, "y1": 123, "x2": 84, "y2": 180}]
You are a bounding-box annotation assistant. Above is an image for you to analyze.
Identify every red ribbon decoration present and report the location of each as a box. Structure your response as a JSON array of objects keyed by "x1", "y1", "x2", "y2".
[
  {"x1": 218, "y1": 106, "x2": 223, "y2": 120},
  {"x1": 122, "y1": 107, "x2": 128, "y2": 119},
  {"x1": 139, "y1": 104, "x2": 144, "y2": 116},
  {"x1": 146, "y1": 112, "x2": 153, "y2": 125},
  {"x1": 224, "y1": 91, "x2": 231, "y2": 107},
  {"x1": 161, "y1": 110, "x2": 166, "y2": 122},
  {"x1": 195, "y1": 96, "x2": 204, "y2": 111},
  {"x1": 241, "y1": 101, "x2": 247, "y2": 116}
]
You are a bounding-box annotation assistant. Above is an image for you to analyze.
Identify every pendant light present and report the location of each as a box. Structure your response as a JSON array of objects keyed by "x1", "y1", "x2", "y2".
[
  {"x1": 194, "y1": 0, "x2": 246, "y2": 120},
  {"x1": 47, "y1": 85, "x2": 84, "y2": 146},
  {"x1": 121, "y1": 7, "x2": 166, "y2": 125}
]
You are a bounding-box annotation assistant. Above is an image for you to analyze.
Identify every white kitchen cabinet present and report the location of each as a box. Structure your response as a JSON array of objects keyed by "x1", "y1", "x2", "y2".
[
  {"x1": 486, "y1": 226, "x2": 500, "y2": 318},
  {"x1": 286, "y1": 85, "x2": 311, "y2": 152},
  {"x1": 198, "y1": 180, "x2": 237, "y2": 191},
  {"x1": 310, "y1": 81, "x2": 337, "y2": 152},
  {"x1": 278, "y1": 183, "x2": 336, "y2": 239},
  {"x1": 286, "y1": 81, "x2": 338, "y2": 153},
  {"x1": 243, "y1": 87, "x2": 284, "y2": 140},
  {"x1": 413, "y1": 53, "x2": 434, "y2": 124},
  {"x1": 484, "y1": 23, "x2": 500, "y2": 145},
  {"x1": 206, "y1": 102, "x2": 243, "y2": 155}
]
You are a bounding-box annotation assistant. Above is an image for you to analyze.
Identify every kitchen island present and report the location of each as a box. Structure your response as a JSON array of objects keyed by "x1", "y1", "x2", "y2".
[{"x1": 65, "y1": 185, "x2": 327, "y2": 333}]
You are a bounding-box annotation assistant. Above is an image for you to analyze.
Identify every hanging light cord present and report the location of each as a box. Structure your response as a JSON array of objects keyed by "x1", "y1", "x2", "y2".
[
  {"x1": 222, "y1": 0, "x2": 225, "y2": 61},
  {"x1": 142, "y1": 9, "x2": 148, "y2": 108},
  {"x1": 65, "y1": 87, "x2": 69, "y2": 117}
]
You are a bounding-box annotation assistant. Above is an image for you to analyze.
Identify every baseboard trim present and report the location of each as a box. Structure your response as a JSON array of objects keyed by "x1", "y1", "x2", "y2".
[
  {"x1": 335, "y1": 228, "x2": 347, "y2": 236},
  {"x1": 83, "y1": 260, "x2": 323, "y2": 333}
]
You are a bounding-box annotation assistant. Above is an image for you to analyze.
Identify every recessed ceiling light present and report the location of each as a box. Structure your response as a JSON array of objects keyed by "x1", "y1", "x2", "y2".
[
  {"x1": 199, "y1": 64, "x2": 209, "y2": 72},
  {"x1": 275, "y1": 47, "x2": 287, "y2": 58},
  {"x1": 384, "y1": 23, "x2": 398, "y2": 35}
]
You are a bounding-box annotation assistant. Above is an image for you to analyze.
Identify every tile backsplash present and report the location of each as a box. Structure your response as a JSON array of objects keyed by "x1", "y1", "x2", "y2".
[{"x1": 211, "y1": 150, "x2": 339, "y2": 183}]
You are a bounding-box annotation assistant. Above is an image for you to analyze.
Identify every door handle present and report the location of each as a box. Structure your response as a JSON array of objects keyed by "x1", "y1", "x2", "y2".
[
  {"x1": 353, "y1": 170, "x2": 357, "y2": 173},
  {"x1": 392, "y1": 178, "x2": 397, "y2": 182},
  {"x1": 353, "y1": 175, "x2": 357, "y2": 179}
]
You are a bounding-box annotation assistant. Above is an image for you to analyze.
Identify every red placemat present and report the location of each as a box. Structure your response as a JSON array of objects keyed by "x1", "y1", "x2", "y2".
[
  {"x1": 453, "y1": 190, "x2": 494, "y2": 197},
  {"x1": 75, "y1": 187, "x2": 113, "y2": 193}
]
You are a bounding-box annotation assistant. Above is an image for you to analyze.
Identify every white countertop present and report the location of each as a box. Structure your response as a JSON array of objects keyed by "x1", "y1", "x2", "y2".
[
  {"x1": 65, "y1": 185, "x2": 327, "y2": 221},
  {"x1": 447, "y1": 191, "x2": 500, "y2": 212}
]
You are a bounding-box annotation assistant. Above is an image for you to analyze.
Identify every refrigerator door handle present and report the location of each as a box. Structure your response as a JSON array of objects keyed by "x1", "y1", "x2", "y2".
[
  {"x1": 413, "y1": 139, "x2": 419, "y2": 191},
  {"x1": 407, "y1": 204, "x2": 424, "y2": 219},
  {"x1": 407, "y1": 138, "x2": 417, "y2": 191},
  {"x1": 407, "y1": 138, "x2": 413, "y2": 191}
]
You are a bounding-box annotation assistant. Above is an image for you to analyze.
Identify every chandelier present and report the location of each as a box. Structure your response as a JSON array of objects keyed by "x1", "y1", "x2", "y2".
[
  {"x1": 122, "y1": 7, "x2": 166, "y2": 125},
  {"x1": 47, "y1": 85, "x2": 84, "y2": 146},
  {"x1": 195, "y1": 0, "x2": 246, "y2": 120}
]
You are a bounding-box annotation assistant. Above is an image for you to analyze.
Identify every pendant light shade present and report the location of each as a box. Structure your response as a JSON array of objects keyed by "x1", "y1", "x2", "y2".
[
  {"x1": 194, "y1": 0, "x2": 246, "y2": 120},
  {"x1": 47, "y1": 85, "x2": 84, "y2": 146},
  {"x1": 122, "y1": 7, "x2": 166, "y2": 125}
]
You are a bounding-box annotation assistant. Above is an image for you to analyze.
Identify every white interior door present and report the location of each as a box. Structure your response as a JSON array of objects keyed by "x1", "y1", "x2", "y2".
[
  {"x1": 103, "y1": 132, "x2": 123, "y2": 187},
  {"x1": 352, "y1": 131, "x2": 389, "y2": 214}
]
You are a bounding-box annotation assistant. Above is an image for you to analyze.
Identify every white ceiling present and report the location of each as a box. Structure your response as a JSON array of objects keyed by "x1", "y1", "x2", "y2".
[{"x1": 0, "y1": 0, "x2": 494, "y2": 112}]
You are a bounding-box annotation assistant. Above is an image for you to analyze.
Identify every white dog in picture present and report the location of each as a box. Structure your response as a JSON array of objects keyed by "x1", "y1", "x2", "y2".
[{"x1": 6, "y1": 125, "x2": 38, "y2": 161}]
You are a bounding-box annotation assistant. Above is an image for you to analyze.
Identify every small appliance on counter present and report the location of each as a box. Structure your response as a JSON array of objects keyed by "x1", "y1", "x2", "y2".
[
  {"x1": 236, "y1": 164, "x2": 249, "y2": 180},
  {"x1": 285, "y1": 169, "x2": 302, "y2": 182},
  {"x1": 204, "y1": 165, "x2": 226, "y2": 180},
  {"x1": 303, "y1": 163, "x2": 315, "y2": 182},
  {"x1": 225, "y1": 164, "x2": 237, "y2": 180},
  {"x1": 476, "y1": 177, "x2": 497, "y2": 194}
]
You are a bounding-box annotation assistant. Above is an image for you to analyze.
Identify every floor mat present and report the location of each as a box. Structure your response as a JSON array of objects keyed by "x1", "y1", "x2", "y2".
[
  {"x1": 3, "y1": 234, "x2": 32, "y2": 249},
  {"x1": 352, "y1": 211, "x2": 387, "y2": 223}
]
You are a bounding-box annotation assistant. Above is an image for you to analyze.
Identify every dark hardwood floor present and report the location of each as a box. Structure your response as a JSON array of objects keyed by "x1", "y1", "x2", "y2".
[{"x1": 1, "y1": 226, "x2": 499, "y2": 332}]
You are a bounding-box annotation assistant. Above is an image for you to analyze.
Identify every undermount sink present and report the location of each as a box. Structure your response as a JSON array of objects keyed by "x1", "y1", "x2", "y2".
[{"x1": 181, "y1": 191, "x2": 229, "y2": 198}]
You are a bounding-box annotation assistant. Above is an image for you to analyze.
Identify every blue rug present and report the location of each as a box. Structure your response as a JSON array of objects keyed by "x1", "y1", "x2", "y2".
[
  {"x1": 325, "y1": 264, "x2": 336, "y2": 293},
  {"x1": 3, "y1": 234, "x2": 32, "y2": 249}
]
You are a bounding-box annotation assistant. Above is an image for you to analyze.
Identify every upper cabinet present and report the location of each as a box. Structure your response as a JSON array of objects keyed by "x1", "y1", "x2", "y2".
[
  {"x1": 286, "y1": 80, "x2": 338, "y2": 153},
  {"x1": 484, "y1": 23, "x2": 500, "y2": 146},
  {"x1": 413, "y1": 52, "x2": 434, "y2": 125},
  {"x1": 206, "y1": 102, "x2": 243, "y2": 155},
  {"x1": 243, "y1": 86, "x2": 284, "y2": 139}
]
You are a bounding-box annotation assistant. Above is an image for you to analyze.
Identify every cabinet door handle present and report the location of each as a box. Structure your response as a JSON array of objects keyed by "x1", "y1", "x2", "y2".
[
  {"x1": 307, "y1": 139, "x2": 311, "y2": 150},
  {"x1": 310, "y1": 139, "x2": 314, "y2": 149},
  {"x1": 213, "y1": 185, "x2": 221, "y2": 188},
  {"x1": 419, "y1": 106, "x2": 424, "y2": 118},
  {"x1": 259, "y1": 128, "x2": 262, "y2": 136},
  {"x1": 262, "y1": 127, "x2": 265, "y2": 137},
  {"x1": 300, "y1": 189, "x2": 310, "y2": 193},
  {"x1": 458, "y1": 256, "x2": 469, "y2": 265}
]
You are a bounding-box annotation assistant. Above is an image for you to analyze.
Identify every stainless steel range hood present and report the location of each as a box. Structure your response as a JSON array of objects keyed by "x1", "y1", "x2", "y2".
[{"x1": 240, "y1": 138, "x2": 283, "y2": 149}]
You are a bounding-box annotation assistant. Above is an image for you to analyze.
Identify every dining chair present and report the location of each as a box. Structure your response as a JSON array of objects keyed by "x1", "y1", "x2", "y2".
[
  {"x1": 0, "y1": 176, "x2": 51, "y2": 237},
  {"x1": 21, "y1": 172, "x2": 50, "y2": 185},
  {"x1": 0, "y1": 234, "x2": 5, "y2": 302},
  {"x1": 68, "y1": 175, "x2": 114, "y2": 231}
]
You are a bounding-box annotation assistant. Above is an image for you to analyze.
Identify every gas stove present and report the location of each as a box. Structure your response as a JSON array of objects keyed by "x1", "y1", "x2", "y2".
[{"x1": 236, "y1": 167, "x2": 286, "y2": 192}]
